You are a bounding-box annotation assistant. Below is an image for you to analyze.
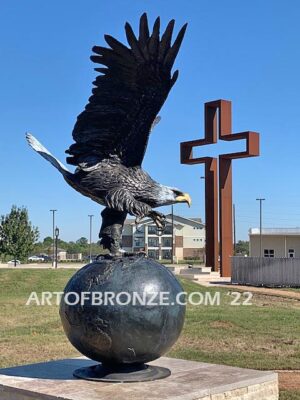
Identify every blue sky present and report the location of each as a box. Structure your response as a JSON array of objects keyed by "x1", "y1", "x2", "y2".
[{"x1": 1, "y1": 0, "x2": 300, "y2": 242}]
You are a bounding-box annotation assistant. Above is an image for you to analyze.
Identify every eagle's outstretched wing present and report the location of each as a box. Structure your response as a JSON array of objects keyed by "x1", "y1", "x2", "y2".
[{"x1": 66, "y1": 13, "x2": 187, "y2": 168}]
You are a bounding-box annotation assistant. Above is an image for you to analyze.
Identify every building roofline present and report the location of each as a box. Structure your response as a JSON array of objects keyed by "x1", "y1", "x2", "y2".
[
  {"x1": 125, "y1": 214, "x2": 205, "y2": 228},
  {"x1": 249, "y1": 227, "x2": 300, "y2": 236}
]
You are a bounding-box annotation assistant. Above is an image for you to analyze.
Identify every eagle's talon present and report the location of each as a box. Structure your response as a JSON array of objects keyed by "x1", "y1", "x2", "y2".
[
  {"x1": 135, "y1": 216, "x2": 142, "y2": 226},
  {"x1": 149, "y1": 211, "x2": 166, "y2": 231}
]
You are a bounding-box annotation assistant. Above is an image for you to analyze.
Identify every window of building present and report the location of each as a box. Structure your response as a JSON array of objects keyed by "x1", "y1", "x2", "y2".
[
  {"x1": 288, "y1": 249, "x2": 295, "y2": 258},
  {"x1": 163, "y1": 225, "x2": 172, "y2": 235},
  {"x1": 148, "y1": 237, "x2": 159, "y2": 247},
  {"x1": 162, "y1": 237, "x2": 172, "y2": 247},
  {"x1": 162, "y1": 250, "x2": 171, "y2": 259},
  {"x1": 134, "y1": 237, "x2": 145, "y2": 247},
  {"x1": 148, "y1": 225, "x2": 157, "y2": 235},
  {"x1": 148, "y1": 250, "x2": 159, "y2": 259},
  {"x1": 264, "y1": 249, "x2": 275, "y2": 258},
  {"x1": 135, "y1": 225, "x2": 145, "y2": 235}
]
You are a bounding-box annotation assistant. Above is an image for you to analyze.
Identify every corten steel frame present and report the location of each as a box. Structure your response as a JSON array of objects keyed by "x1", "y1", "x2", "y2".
[{"x1": 180, "y1": 100, "x2": 260, "y2": 277}]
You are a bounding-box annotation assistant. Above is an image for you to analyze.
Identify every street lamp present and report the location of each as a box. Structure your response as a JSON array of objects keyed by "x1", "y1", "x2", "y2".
[
  {"x1": 55, "y1": 226, "x2": 59, "y2": 269},
  {"x1": 171, "y1": 205, "x2": 174, "y2": 263},
  {"x1": 256, "y1": 198, "x2": 265, "y2": 258},
  {"x1": 50, "y1": 209, "x2": 57, "y2": 267},
  {"x1": 88, "y1": 215, "x2": 94, "y2": 263},
  {"x1": 200, "y1": 176, "x2": 205, "y2": 263}
]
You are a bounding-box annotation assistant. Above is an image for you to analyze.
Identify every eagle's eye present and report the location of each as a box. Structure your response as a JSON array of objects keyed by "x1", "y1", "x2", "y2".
[{"x1": 173, "y1": 189, "x2": 183, "y2": 197}]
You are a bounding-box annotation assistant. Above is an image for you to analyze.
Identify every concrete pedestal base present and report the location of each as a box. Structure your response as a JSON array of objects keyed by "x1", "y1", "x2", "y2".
[{"x1": 0, "y1": 357, "x2": 278, "y2": 400}]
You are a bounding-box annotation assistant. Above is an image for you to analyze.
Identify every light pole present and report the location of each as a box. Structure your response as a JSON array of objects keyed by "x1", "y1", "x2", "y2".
[
  {"x1": 200, "y1": 176, "x2": 205, "y2": 263},
  {"x1": 233, "y1": 203, "x2": 236, "y2": 255},
  {"x1": 256, "y1": 198, "x2": 265, "y2": 258},
  {"x1": 171, "y1": 205, "x2": 174, "y2": 263},
  {"x1": 55, "y1": 226, "x2": 59, "y2": 268},
  {"x1": 50, "y1": 209, "x2": 57, "y2": 267},
  {"x1": 88, "y1": 215, "x2": 94, "y2": 263},
  {"x1": 201, "y1": 175, "x2": 205, "y2": 219}
]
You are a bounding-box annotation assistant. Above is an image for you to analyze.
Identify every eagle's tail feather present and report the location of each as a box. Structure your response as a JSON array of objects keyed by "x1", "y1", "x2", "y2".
[{"x1": 26, "y1": 133, "x2": 70, "y2": 175}]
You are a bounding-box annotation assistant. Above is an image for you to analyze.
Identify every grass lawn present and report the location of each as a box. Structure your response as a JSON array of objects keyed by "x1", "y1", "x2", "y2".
[
  {"x1": 0, "y1": 269, "x2": 300, "y2": 399},
  {"x1": 280, "y1": 392, "x2": 300, "y2": 400}
]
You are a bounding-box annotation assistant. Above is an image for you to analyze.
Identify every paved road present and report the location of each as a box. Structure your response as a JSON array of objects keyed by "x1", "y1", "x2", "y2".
[{"x1": 0, "y1": 263, "x2": 84, "y2": 269}]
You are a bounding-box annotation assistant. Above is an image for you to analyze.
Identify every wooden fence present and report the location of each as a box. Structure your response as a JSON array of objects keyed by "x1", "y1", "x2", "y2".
[{"x1": 231, "y1": 257, "x2": 300, "y2": 287}]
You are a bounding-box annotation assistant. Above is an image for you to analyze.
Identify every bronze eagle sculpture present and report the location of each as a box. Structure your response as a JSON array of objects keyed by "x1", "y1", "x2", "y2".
[{"x1": 26, "y1": 13, "x2": 191, "y2": 256}]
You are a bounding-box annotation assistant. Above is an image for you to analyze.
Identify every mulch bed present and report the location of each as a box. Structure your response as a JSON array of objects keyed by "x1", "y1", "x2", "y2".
[{"x1": 276, "y1": 371, "x2": 300, "y2": 390}]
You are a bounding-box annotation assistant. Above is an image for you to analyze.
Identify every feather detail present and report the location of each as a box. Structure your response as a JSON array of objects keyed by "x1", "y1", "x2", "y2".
[{"x1": 66, "y1": 14, "x2": 187, "y2": 168}]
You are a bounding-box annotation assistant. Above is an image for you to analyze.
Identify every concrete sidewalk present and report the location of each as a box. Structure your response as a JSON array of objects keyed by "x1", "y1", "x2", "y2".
[{"x1": 192, "y1": 274, "x2": 300, "y2": 300}]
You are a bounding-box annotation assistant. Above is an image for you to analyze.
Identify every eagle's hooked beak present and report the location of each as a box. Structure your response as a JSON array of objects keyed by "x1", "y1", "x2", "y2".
[{"x1": 176, "y1": 193, "x2": 192, "y2": 207}]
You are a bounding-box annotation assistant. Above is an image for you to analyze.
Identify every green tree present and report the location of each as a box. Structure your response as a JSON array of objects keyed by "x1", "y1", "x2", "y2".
[
  {"x1": 76, "y1": 237, "x2": 88, "y2": 246},
  {"x1": 32, "y1": 241, "x2": 45, "y2": 255},
  {"x1": 0, "y1": 206, "x2": 39, "y2": 266},
  {"x1": 235, "y1": 240, "x2": 249, "y2": 255},
  {"x1": 43, "y1": 236, "x2": 53, "y2": 246}
]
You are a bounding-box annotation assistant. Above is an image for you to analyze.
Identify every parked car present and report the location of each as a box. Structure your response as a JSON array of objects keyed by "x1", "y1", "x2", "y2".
[
  {"x1": 84, "y1": 255, "x2": 99, "y2": 262},
  {"x1": 39, "y1": 255, "x2": 52, "y2": 262},
  {"x1": 28, "y1": 255, "x2": 45, "y2": 262},
  {"x1": 8, "y1": 260, "x2": 21, "y2": 265}
]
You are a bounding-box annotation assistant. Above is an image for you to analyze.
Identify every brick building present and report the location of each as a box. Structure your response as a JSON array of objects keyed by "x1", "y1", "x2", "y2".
[{"x1": 122, "y1": 214, "x2": 205, "y2": 261}]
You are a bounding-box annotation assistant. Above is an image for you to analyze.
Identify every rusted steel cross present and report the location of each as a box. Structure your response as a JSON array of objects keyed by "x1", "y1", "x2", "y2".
[{"x1": 180, "y1": 100, "x2": 260, "y2": 277}]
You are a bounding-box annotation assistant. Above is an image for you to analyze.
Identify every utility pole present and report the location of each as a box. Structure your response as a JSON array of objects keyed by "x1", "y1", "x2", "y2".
[
  {"x1": 233, "y1": 204, "x2": 236, "y2": 255},
  {"x1": 256, "y1": 198, "x2": 265, "y2": 258},
  {"x1": 200, "y1": 176, "x2": 205, "y2": 263},
  {"x1": 171, "y1": 205, "x2": 174, "y2": 263},
  {"x1": 55, "y1": 227, "x2": 59, "y2": 268},
  {"x1": 88, "y1": 215, "x2": 94, "y2": 263},
  {"x1": 50, "y1": 209, "x2": 57, "y2": 267}
]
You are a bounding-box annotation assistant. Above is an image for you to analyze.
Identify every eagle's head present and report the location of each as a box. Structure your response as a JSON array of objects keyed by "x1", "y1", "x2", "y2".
[{"x1": 156, "y1": 185, "x2": 192, "y2": 207}]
